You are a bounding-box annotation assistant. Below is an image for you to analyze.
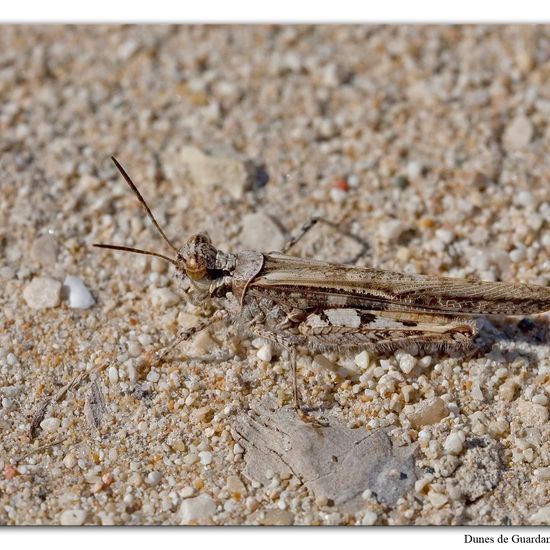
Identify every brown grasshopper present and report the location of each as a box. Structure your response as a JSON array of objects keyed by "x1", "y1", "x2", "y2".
[{"x1": 94, "y1": 157, "x2": 550, "y2": 412}]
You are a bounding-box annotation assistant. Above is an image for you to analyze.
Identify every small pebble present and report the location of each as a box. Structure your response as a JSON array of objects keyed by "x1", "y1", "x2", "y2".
[
  {"x1": 471, "y1": 381, "x2": 484, "y2": 401},
  {"x1": 256, "y1": 344, "x2": 273, "y2": 362},
  {"x1": 180, "y1": 486, "x2": 195, "y2": 498},
  {"x1": 361, "y1": 511, "x2": 377, "y2": 525},
  {"x1": 180, "y1": 493, "x2": 216, "y2": 524},
  {"x1": 108, "y1": 366, "x2": 119, "y2": 385},
  {"x1": 60, "y1": 509, "x2": 87, "y2": 525},
  {"x1": 199, "y1": 451, "x2": 213, "y2": 465},
  {"x1": 63, "y1": 454, "x2": 77, "y2": 469},
  {"x1": 427, "y1": 491, "x2": 448, "y2": 509},
  {"x1": 443, "y1": 431, "x2": 465, "y2": 455},
  {"x1": 40, "y1": 417, "x2": 61, "y2": 432},
  {"x1": 64, "y1": 276, "x2": 95, "y2": 309},
  {"x1": 377, "y1": 219, "x2": 405, "y2": 242},
  {"x1": 396, "y1": 352, "x2": 417, "y2": 374},
  {"x1": 23, "y1": 276, "x2": 62, "y2": 309},
  {"x1": 403, "y1": 397, "x2": 448, "y2": 428},
  {"x1": 354, "y1": 350, "x2": 370, "y2": 369},
  {"x1": 146, "y1": 471, "x2": 162, "y2": 485},
  {"x1": 503, "y1": 115, "x2": 533, "y2": 151}
]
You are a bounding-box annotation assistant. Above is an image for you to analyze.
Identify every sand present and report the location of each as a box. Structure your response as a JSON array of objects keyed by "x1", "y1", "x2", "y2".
[{"x1": 0, "y1": 25, "x2": 549, "y2": 525}]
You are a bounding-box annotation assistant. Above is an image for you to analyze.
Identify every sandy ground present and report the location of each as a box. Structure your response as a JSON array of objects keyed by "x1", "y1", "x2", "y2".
[{"x1": 0, "y1": 25, "x2": 549, "y2": 525}]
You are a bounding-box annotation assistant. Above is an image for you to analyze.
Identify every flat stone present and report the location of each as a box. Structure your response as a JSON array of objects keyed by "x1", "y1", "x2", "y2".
[
  {"x1": 240, "y1": 212, "x2": 285, "y2": 252},
  {"x1": 181, "y1": 146, "x2": 248, "y2": 199},
  {"x1": 232, "y1": 397, "x2": 416, "y2": 513},
  {"x1": 23, "y1": 276, "x2": 62, "y2": 309}
]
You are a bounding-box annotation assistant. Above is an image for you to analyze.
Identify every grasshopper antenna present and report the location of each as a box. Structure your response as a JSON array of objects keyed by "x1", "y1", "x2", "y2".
[
  {"x1": 110, "y1": 156, "x2": 179, "y2": 252},
  {"x1": 92, "y1": 243, "x2": 178, "y2": 266}
]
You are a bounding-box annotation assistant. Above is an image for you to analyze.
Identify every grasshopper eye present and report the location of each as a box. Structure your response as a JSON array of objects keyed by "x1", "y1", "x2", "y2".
[{"x1": 185, "y1": 256, "x2": 208, "y2": 281}]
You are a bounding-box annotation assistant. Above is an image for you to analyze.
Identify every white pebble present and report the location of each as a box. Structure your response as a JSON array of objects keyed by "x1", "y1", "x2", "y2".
[
  {"x1": 23, "y1": 276, "x2": 62, "y2": 309},
  {"x1": 443, "y1": 431, "x2": 465, "y2": 455},
  {"x1": 515, "y1": 190, "x2": 535, "y2": 207},
  {"x1": 40, "y1": 417, "x2": 61, "y2": 432},
  {"x1": 435, "y1": 229, "x2": 454, "y2": 244},
  {"x1": 64, "y1": 276, "x2": 95, "y2": 309},
  {"x1": 406, "y1": 161, "x2": 423, "y2": 179},
  {"x1": 180, "y1": 494, "x2": 216, "y2": 524},
  {"x1": 471, "y1": 381, "x2": 484, "y2": 401},
  {"x1": 60, "y1": 509, "x2": 87, "y2": 525},
  {"x1": 180, "y1": 486, "x2": 195, "y2": 498},
  {"x1": 199, "y1": 451, "x2": 213, "y2": 465},
  {"x1": 2, "y1": 397, "x2": 13, "y2": 410},
  {"x1": 6, "y1": 353, "x2": 18, "y2": 366},
  {"x1": 63, "y1": 454, "x2": 76, "y2": 469},
  {"x1": 377, "y1": 220, "x2": 405, "y2": 242},
  {"x1": 146, "y1": 370, "x2": 160, "y2": 383},
  {"x1": 428, "y1": 491, "x2": 448, "y2": 508},
  {"x1": 146, "y1": 471, "x2": 162, "y2": 485},
  {"x1": 256, "y1": 344, "x2": 273, "y2": 362},
  {"x1": 137, "y1": 334, "x2": 153, "y2": 347},
  {"x1": 397, "y1": 352, "x2": 417, "y2": 374},
  {"x1": 361, "y1": 511, "x2": 377, "y2": 525},
  {"x1": 108, "y1": 366, "x2": 119, "y2": 385},
  {"x1": 354, "y1": 350, "x2": 370, "y2": 369}
]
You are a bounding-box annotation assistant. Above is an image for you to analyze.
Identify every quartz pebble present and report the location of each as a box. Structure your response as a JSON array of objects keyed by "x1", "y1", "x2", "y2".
[
  {"x1": 256, "y1": 344, "x2": 273, "y2": 362},
  {"x1": 404, "y1": 397, "x2": 448, "y2": 428},
  {"x1": 23, "y1": 276, "x2": 62, "y2": 309},
  {"x1": 180, "y1": 494, "x2": 217, "y2": 524},
  {"x1": 396, "y1": 352, "x2": 416, "y2": 374},
  {"x1": 354, "y1": 351, "x2": 370, "y2": 369},
  {"x1": 361, "y1": 511, "x2": 377, "y2": 525},
  {"x1": 64, "y1": 275, "x2": 95, "y2": 309},
  {"x1": 443, "y1": 431, "x2": 465, "y2": 455},
  {"x1": 146, "y1": 471, "x2": 162, "y2": 485},
  {"x1": 377, "y1": 220, "x2": 405, "y2": 242},
  {"x1": 60, "y1": 509, "x2": 87, "y2": 526},
  {"x1": 428, "y1": 491, "x2": 448, "y2": 508},
  {"x1": 40, "y1": 417, "x2": 61, "y2": 432}
]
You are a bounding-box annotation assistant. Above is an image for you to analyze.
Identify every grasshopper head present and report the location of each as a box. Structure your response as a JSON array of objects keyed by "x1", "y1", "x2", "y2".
[{"x1": 178, "y1": 233, "x2": 219, "y2": 282}]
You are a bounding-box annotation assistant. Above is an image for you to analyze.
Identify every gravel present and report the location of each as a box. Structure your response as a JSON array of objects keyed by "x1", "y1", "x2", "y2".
[{"x1": 1, "y1": 24, "x2": 549, "y2": 527}]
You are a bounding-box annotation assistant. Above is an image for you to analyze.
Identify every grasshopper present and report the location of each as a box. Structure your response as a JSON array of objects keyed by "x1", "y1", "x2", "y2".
[{"x1": 94, "y1": 157, "x2": 550, "y2": 411}]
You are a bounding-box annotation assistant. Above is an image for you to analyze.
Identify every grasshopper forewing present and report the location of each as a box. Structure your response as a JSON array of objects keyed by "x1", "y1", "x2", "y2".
[{"x1": 94, "y1": 157, "x2": 550, "y2": 410}]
